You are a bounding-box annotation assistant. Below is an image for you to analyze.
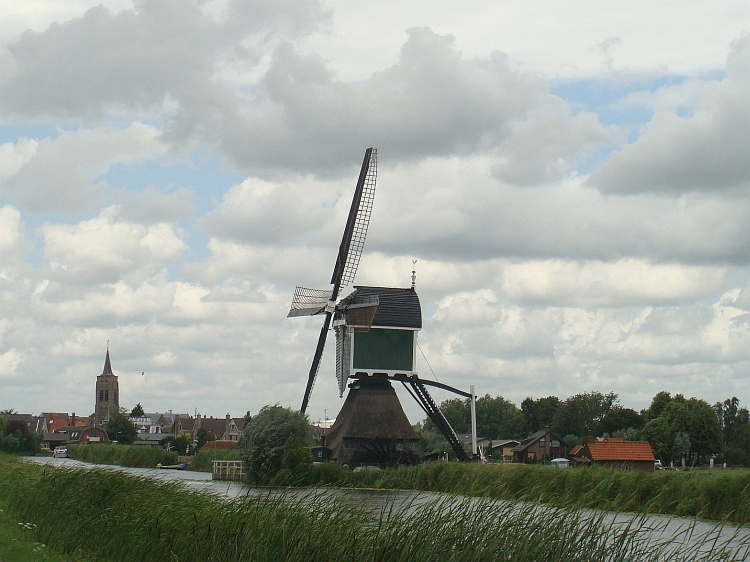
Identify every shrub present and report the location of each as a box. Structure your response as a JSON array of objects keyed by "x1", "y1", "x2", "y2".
[{"x1": 239, "y1": 405, "x2": 311, "y2": 484}]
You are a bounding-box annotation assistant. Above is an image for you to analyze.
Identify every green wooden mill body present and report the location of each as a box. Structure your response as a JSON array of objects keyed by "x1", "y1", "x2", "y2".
[{"x1": 333, "y1": 286, "x2": 421, "y2": 397}]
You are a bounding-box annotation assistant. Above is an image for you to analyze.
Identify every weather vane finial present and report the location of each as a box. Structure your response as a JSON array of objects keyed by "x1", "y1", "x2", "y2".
[{"x1": 411, "y1": 260, "x2": 417, "y2": 288}]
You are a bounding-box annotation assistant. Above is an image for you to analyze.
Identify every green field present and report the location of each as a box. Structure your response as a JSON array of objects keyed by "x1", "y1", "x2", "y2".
[{"x1": 2, "y1": 454, "x2": 748, "y2": 562}]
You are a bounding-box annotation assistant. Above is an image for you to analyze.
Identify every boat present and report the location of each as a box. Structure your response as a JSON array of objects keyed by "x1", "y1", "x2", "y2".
[{"x1": 156, "y1": 462, "x2": 189, "y2": 470}]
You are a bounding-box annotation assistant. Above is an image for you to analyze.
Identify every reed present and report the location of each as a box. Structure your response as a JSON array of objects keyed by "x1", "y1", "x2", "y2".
[
  {"x1": 293, "y1": 462, "x2": 750, "y2": 524},
  {"x1": 1, "y1": 454, "x2": 748, "y2": 562},
  {"x1": 66, "y1": 444, "x2": 177, "y2": 467},
  {"x1": 189, "y1": 448, "x2": 241, "y2": 472}
]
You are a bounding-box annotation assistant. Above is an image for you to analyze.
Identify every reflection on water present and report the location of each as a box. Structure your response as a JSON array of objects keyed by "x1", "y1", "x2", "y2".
[{"x1": 25, "y1": 457, "x2": 750, "y2": 557}]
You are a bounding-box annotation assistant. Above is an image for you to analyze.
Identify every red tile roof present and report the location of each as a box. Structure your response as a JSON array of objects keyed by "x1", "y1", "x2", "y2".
[
  {"x1": 587, "y1": 441, "x2": 655, "y2": 461},
  {"x1": 202, "y1": 440, "x2": 236, "y2": 450},
  {"x1": 569, "y1": 445, "x2": 583, "y2": 456}
]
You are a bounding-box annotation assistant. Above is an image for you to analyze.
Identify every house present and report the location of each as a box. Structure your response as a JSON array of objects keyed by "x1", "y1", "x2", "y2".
[
  {"x1": 457, "y1": 434, "x2": 491, "y2": 450},
  {"x1": 7, "y1": 413, "x2": 47, "y2": 434},
  {"x1": 311, "y1": 419, "x2": 335, "y2": 446},
  {"x1": 43, "y1": 425, "x2": 109, "y2": 449},
  {"x1": 194, "y1": 414, "x2": 245, "y2": 442},
  {"x1": 487, "y1": 439, "x2": 521, "y2": 463},
  {"x1": 568, "y1": 444, "x2": 584, "y2": 458},
  {"x1": 511, "y1": 427, "x2": 566, "y2": 463},
  {"x1": 581, "y1": 438, "x2": 655, "y2": 471},
  {"x1": 173, "y1": 415, "x2": 196, "y2": 438},
  {"x1": 201, "y1": 440, "x2": 237, "y2": 451}
]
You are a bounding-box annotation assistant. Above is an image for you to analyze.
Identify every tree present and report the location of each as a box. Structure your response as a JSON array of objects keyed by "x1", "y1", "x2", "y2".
[
  {"x1": 682, "y1": 397, "x2": 723, "y2": 462},
  {"x1": 131, "y1": 403, "x2": 145, "y2": 417},
  {"x1": 432, "y1": 398, "x2": 470, "y2": 434},
  {"x1": 106, "y1": 413, "x2": 138, "y2": 445},
  {"x1": 521, "y1": 396, "x2": 560, "y2": 435},
  {"x1": 598, "y1": 407, "x2": 643, "y2": 436},
  {"x1": 475, "y1": 395, "x2": 525, "y2": 439},
  {"x1": 714, "y1": 397, "x2": 749, "y2": 447},
  {"x1": 552, "y1": 391, "x2": 618, "y2": 437},
  {"x1": 166, "y1": 433, "x2": 192, "y2": 455},
  {"x1": 239, "y1": 405, "x2": 311, "y2": 484},
  {"x1": 725, "y1": 423, "x2": 750, "y2": 466},
  {"x1": 662, "y1": 395, "x2": 722, "y2": 463},
  {"x1": 416, "y1": 422, "x2": 452, "y2": 455},
  {"x1": 195, "y1": 426, "x2": 208, "y2": 450},
  {"x1": 644, "y1": 391, "x2": 672, "y2": 422},
  {"x1": 0, "y1": 415, "x2": 41, "y2": 454},
  {"x1": 671, "y1": 431, "x2": 691, "y2": 466},
  {"x1": 641, "y1": 417, "x2": 671, "y2": 462}
]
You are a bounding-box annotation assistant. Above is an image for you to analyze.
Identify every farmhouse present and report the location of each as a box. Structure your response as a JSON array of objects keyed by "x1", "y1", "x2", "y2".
[
  {"x1": 581, "y1": 438, "x2": 656, "y2": 471},
  {"x1": 511, "y1": 427, "x2": 566, "y2": 463}
]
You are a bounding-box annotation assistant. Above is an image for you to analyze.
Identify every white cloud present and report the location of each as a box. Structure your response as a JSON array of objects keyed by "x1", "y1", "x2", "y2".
[
  {"x1": 0, "y1": 205, "x2": 22, "y2": 255},
  {"x1": 500, "y1": 259, "x2": 729, "y2": 307},
  {"x1": 39, "y1": 206, "x2": 187, "y2": 284},
  {"x1": 2, "y1": 122, "x2": 167, "y2": 213},
  {"x1": 0, "y1": 138, "x2": 37, "y2": 179},
  {"x1": 591, "y1": 35, "x2": 750, "y2": 194}
]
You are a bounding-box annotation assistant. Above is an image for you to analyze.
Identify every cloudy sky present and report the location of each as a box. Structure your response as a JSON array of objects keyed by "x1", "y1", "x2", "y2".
[{"x1": 1, "y1": 0, "x2": 750, "y2": 423}]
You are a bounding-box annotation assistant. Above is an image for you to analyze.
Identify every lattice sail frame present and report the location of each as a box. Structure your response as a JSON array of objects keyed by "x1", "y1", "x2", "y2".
[
  {"x1": 287, "y1": 286, "x2": 333, "y2": 317},
  {"x1": 337, "y1": 149, "x2": 376, "y2": 295}
]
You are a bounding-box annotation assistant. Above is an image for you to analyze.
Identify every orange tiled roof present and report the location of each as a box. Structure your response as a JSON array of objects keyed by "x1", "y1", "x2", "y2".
[
  {"x1": 587, "y1": 441, "x2": 655, "y2": 461},
  {"x1": 569, "y1": 445, "x2": 583, "y2": 456}
]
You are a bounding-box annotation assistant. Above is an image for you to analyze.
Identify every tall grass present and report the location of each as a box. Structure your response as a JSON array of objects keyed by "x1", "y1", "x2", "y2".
[
  {"x1": 67, "y1": 444, "x2": 177, "y2": 467},
  {"x1": 189, "y1": 447, "x2": 240, "y2": 472},
  {"x1": 296, "y1": 461, "x2": 750, "y2": 524},
  {"x1": 1, "y1": 454, "x2": 748, "y2": 561}
]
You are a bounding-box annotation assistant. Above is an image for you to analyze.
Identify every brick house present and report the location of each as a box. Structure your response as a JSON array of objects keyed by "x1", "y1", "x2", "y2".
[
  {"x1": 43, "y1": 425, "x2": 109, "y2": 449},
  {"x1": 511, "y1": 427, "x2": 566, "y2": 463}
]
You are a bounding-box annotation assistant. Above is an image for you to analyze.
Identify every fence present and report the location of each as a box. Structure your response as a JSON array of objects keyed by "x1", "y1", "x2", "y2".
[{"x1": 212, "y1": 460, "x2": 245, "y2": 481}]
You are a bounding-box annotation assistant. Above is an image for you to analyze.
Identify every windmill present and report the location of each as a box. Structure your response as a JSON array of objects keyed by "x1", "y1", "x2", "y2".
[{"x1": 288, "y1": 148, "x2": 474, "y2": 464}]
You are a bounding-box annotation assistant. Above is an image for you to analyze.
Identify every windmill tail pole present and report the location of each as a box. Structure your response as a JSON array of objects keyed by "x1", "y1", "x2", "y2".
[{"x1": 470, "y1": 384, "x2": 478, "y2": 458}]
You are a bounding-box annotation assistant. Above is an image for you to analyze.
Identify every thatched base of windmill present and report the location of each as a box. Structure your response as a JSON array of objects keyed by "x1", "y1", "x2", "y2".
[{"x1": 327, "y1": 377, "x2": 423, "y2": 466}]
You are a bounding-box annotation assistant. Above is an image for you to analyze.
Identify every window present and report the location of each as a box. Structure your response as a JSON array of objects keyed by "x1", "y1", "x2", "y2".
[
  {"x1": 100, "y1": 390, "x2": 104, "y2": 402},
  {"x1": 551, "y1": 440, "x2": 560, "y2": 447},
  {"x1": 539, "y1": 440, "x2": 545, "y2": 447},
  {"x1": 105, "y1": 390, "x2": 109, "y2": 402}
]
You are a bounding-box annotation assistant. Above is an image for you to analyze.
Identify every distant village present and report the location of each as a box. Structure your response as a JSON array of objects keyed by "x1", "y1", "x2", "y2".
[
  {"x1": 6, "y1": 349, "x2": 246, "y2": 454},
  {"x1": 4, "y1": 348, "x2": 709, "y2": 473}
]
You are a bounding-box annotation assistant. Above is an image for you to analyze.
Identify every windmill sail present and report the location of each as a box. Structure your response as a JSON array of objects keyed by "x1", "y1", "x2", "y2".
[
  {"x1": 287, "y1": 286, "x2": 333, "y2": 317},
  {"x1": 331, "y1": 148, "x2": 377, "y2": 297},
  {"x1": 296, "y1": 148, "x2": 378, "y2": 414}
]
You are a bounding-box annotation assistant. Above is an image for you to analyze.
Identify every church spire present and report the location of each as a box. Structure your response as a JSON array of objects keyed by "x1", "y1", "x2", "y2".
[{"x1": 102, "y1": 347, "x2": 114, "y2": 376}]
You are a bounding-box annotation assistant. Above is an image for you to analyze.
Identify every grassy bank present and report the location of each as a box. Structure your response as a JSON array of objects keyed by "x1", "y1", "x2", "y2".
[
  {"x1": 67, "y1": 444, "x2": 177, "y2": 467},
  {"x1": 295, "y1": 461, "x2": 750, "y2": 524},
  {"x1": 189, "y1": 448, "x2": 240, "y2": 472},
  {"x1": 1, "y1": 454, "x2": 747, "y2": 561}
]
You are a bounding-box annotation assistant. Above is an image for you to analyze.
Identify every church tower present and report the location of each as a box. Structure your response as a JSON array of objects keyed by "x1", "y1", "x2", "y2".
[{"x1": 95, "y1": 348, "x2": 120, "y2": 421}]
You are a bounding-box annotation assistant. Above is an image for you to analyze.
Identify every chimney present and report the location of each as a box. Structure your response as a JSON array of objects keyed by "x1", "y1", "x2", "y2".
[
  {"x1": 71, "y1": 413, "x2": 76, "y2": 427},
  {"x1": 226, "y1": 413, "x2": 231, "y2": 440}
]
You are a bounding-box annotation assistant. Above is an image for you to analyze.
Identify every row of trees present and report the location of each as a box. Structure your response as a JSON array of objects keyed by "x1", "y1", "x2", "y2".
[
  {"x1": 0, "y1": 412, "x2": 42, "y2": 454},
  {"x1": 421, "y1": 390, "x2": 736, "y2": 466}
]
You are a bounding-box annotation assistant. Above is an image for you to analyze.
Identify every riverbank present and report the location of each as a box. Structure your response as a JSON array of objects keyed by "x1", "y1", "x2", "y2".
[
  {"x1": 66, "y1": 443, "x2": 177, "y2": 467},
  {"x1": 63, "y1": 445, "x2": 750, "y2": 524},
  {"x1": 2, "y1": 454, "x2": 748, "y2": 561},
  {"x1": 293, "y1": 461, "x2": 750, "y2": 524}
]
